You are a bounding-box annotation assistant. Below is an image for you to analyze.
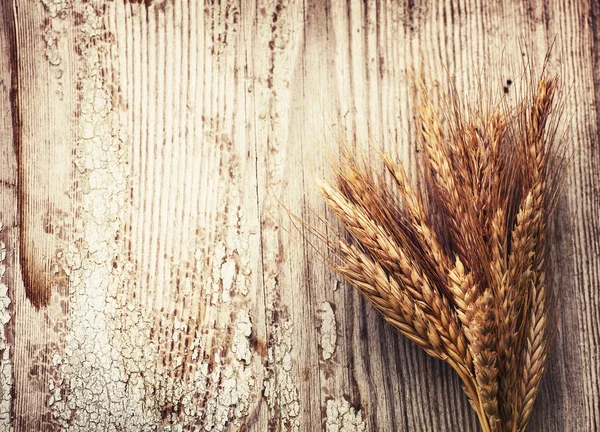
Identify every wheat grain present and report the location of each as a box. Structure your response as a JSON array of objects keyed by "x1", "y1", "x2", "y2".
[
  {"x1": 447, "y1": 257, "x2": 478, "y2": 341},
  {"x1": 515, "y1": 273, "x2": 549, "y2": 432},
  {"x1": 471, "y1": 289, "x2": 501, "y2": 432}
]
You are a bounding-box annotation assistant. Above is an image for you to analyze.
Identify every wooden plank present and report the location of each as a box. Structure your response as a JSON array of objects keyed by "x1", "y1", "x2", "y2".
[
  {"x1": 0, "y1": 0, "x2": 598, "y2": 430},
  {"x1": 0, "y1": 2, "x2": 18, "y2": 430}
]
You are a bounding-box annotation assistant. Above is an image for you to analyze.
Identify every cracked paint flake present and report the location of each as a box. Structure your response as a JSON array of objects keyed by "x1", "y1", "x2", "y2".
[
  {"x1": 232, "y1": 310, "x2": 252, "y2": 365},
  {"x1": 318, "y1": 301, "x2": 337, "y2": 361},
  {"x1": 263, "y1": 319, "x2": 300, "y2": 430},
  {"x1": 203, "y1": 360, "x2": 254, "y2": 432},
  {"x1": 0, "y1": 225, "x2": 13, "y2": 431},
  {"x1": 43, "y1": 27, "x2": 61, "y2": 66},
  {"x1": 40, "y1": 0, "x2": 70, "y2": 18},
  {"x1": 325, "y1": 398, "x2": 367, "y2": 432},
  {"x1": 40, "y1": 0, "x2": 66, "y2": 102},
  {"x1": 168, "y1": 310, "x2": 254, "y2": 431}
]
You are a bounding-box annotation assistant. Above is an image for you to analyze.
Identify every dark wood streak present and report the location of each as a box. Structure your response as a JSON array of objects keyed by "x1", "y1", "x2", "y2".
[
  {"x1": 5, "y1": 2, "x2": 21, "y2": 254},
  {"x1": 125, "y1": 0, "x2": 153, "y2": 7},
  {"x1": 5, "y1": 1, "x2": 50, "y2": 310}
]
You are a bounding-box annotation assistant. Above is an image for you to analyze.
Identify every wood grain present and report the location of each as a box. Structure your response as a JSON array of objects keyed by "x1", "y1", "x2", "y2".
[{"x1": 0, "y1": 0, "x2": 598, "y2": 431}]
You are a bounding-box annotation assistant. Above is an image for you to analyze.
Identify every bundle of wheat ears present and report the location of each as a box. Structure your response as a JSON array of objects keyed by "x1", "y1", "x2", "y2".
[{"x1": 318, "y1": 73, "x2": 564, "y2": 432}]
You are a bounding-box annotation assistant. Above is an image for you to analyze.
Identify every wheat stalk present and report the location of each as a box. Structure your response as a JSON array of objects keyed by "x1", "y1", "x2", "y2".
[{"x1": 316, "y1": 71, "x2": 564, "y2": 431}]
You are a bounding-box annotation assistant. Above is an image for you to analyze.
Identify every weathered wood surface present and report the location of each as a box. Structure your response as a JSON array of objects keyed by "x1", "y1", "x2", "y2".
[{"x1": 0, "y1": 0, "x2": 599, "y2": 430}]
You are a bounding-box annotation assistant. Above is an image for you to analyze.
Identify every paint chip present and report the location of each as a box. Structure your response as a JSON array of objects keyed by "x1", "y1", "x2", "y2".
[
  {"x1": 40, "y1": 0, "x2": 69, "y2": 18},
  {"x1": 231, "y1": 311, "x2": 252, "y2": 365},
  {"x1": 325, "y1": 398, "x2": 367, "y2": 432},
  {"x1": 43, "y1": 28, "x2": 61, "y2": 66},
  {"x1": 318, "y1": 302, "x2": 337, "y2": 361},
  {"x1": 263, "y1": 319, "x2": 300, "y2": 430}
]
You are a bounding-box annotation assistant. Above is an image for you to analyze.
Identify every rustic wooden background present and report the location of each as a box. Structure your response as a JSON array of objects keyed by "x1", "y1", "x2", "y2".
[{"x1": 0, "y1": 0, "x2": 598, "y2": 431}]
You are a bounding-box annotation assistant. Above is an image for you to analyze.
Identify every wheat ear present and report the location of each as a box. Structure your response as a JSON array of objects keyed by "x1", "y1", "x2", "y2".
[{"x1": 313, "y1": 70, "x2": 564, "y2": 432}]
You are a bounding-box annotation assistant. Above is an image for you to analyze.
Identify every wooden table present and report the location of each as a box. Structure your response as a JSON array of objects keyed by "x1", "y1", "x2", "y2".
[{"x1": 0, "y1": 0, "x2": 598, "y2": 430}]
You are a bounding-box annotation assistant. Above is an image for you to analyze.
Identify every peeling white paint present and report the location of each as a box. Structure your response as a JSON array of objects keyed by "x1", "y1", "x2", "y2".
[
  {"x1": 40, "y1": 0, "x2": 70, "y2": 18},
  {"x1": 252, "y1": 2, "x2": 304, "y2": 427},
  {"x1": 204, "y1": 361, "x2": 254, "y2": 432},
  {"x1": 32, "y1": 1, "x2": 260, "y2": 430},
  {"x1": 319, "y1": 301, "x2": 337, "y2": 361},
  {"x1": 232, "y1": 310, "x2": 252, "y2": 365},
  {"x1": 40, "y1": 0, "x2": 66, "y2": 104},
  {"x1": 48, "y1": 22, "x2": 258, "y2": 417},
  {"x1": 177, "y1": 125, "x2": 257, "y2": 429},
  {"x1": 49, "y1": 5, "x2": 157, "y2": 430},
  {"x1": 188, "y1": 310, "x2": 255, "y2": 431},
  {"x1": 0, "y1": 226, "x2": 13, "y2": 431},
  {"x1": 325, "y1": 398, "x2": 367, "y2": 432},
  {"x1": 43, "y1": 28, "x2": 61, "y2": 66},
  {"x1": 264, "y1": 319, "x2": 301, "y2": 430},
  {"x1": 220, "y1": 259, "x2": 236, "y2": 303},
  {"x1": 193, "y1": 138, "x2": 253, "y2": 304},
  {"x1": 55, "y1": 290, "x2": 257, "y2": 430}
]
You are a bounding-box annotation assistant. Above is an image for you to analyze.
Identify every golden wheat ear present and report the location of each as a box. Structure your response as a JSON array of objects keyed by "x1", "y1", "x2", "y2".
[{"x1": 316, "y1": 70, "x2": 565, "y2": 432}]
